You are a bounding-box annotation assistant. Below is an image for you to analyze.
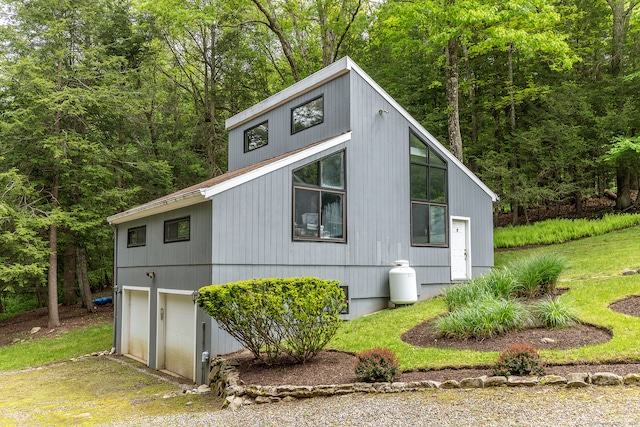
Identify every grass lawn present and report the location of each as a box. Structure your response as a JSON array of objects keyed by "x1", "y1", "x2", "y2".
[{"x1": 328, "y1": 225, "x2": 640, "y2": 370}]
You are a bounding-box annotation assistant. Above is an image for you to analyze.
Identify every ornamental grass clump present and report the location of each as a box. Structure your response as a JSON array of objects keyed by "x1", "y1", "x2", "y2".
[
  {"x1": 530, "y1": 297, "x2": 579, "y2": 328},
  {"x1": 354, "y1": 348, "x2": 399, "y2": 382},
  {"x1": 197, "y1": 277, "x2": 346, "y2": 364},
  {"x1": 492, "y1": 342, "x2": 546, "y2": 377},
  {"x1": 511, "y1": 253, "x2": 566, "y2": 297},
  {"x1": 441, "y1": 268, "x2": 518, "y2": 311},
  {"x1": 436, "y1": 296, "x2": 532, "y2": 339}
]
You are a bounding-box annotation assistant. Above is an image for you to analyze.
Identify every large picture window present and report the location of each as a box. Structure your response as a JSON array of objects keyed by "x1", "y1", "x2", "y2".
[
  {"x1": 409, "y1": 131, "x2": 448, "y2": 246},
  {"x1": 164, "y1": 217, "x2": 190, "y2": 243},
  {"x1": 291, "y1": 96, "x2": 324, "y2": 134},
  {"x1": 244, "y1": 121, "x2": 268, "y2": 152},
  {"x1": 293, "y1": 151, "x2": 345, "y2": 242}
]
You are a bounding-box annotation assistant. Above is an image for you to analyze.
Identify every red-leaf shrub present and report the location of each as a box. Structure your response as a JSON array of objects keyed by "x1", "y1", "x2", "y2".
[
  {"x1": 492, "y1": 342, "x2": 546, "y2": 376},
  {"x1": 354, "y1": 348, "x2": 399, "y2": 382}
]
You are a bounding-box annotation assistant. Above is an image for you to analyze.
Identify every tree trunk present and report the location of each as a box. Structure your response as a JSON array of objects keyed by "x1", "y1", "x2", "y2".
[
  {"x1": 47, "y1": 215, "x2": 61, "y2": 327},
  {"x1": 615, "y1": 162, "x2": 632, "y2": 211},
  {"x1": 445, "y1": 38, "x2": 463, "y2": 161},
  {"x1": 574, "y1": 191, "x2": 583, "y2": 216},
  {"x1": 76, "y1": 246, "x2": 95, "y2": 313},
  {"x1": 63, "y1": 242, "x2": 77, "y2": 306}
]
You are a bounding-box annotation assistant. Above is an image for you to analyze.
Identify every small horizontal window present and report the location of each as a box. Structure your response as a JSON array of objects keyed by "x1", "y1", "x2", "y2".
[
  {"x1": 244, "y1": 121, "x2": 268, "y2": 152},
  {"x1": 127, "y1": 226, "x2": 146, "y2": 247},
  {"x1": 292, "y1": 96, "x2": 324, "y2": 134},
  {"x1": 164, "y1": 217, "x2": 190, "y2": 243}
]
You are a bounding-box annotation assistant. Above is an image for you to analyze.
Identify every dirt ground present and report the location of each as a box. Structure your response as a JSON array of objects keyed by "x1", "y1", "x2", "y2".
[{"x1": 0, "y1": 302, "x2": 114, "y2": 347}]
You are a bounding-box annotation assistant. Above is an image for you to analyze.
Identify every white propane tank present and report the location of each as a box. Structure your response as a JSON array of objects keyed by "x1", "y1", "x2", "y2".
[{"x1": 389, "y1": 260, "x2": 417, "y2": 305}]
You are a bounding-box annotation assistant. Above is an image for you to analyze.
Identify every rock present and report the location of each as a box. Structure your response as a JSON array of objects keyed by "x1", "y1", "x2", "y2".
[
  {"x1": 566, "y1": 373, "x2": 590, "y2": 388},
  {"x1": 540, "y1": 337, "x2": 555, "y2": 344},
  {"x1": 255, "y1": 395, "x2": 280, "y2": 404},
  {"x1": 623, "y1": 269, "x2": 637, "y2": 276},
  {"x1": 507, "y1": 376, "x2": 538, "y2": 387},
  {"x1": 226, "y1": 395, "x2": 244, "y2": 410},
  {"x1": 541, "y1": 375, "x2": 567, "y2": 385},
  {"x1": 484, "y1": 376, "x2": 507, "y2": 387},
  {"x1": 591, "y1": 372, "x2": 623, "y2": 386},
  {"x1": 29, "y1": 327, "x2": 41, "y2": 334},
  {"x1": 439, "y1": 380, "x2": 459, "y2": 389},
  {"x1": 459, "y1": 376, "x2": 485, "y2": 388},
  {"x1": 196, "y1": 384, "x2": 211, "y2": 394},
  {"x1": 623, "y1": 373, "x2": 640, "y2": 385}
]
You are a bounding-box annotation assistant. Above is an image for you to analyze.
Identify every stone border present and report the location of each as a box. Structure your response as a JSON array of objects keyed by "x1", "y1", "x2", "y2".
[{"x1": 209, "y1": 357, "x2": 640, "y2": 410}]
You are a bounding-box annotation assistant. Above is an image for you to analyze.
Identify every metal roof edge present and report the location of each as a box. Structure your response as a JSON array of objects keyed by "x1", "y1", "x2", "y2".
[{"x1": 107, "y1": 191, "x2": 207, "y2": 225}]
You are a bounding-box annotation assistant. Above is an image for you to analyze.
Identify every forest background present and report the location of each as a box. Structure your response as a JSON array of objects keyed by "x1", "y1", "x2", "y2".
[{"x1": 0, "y1": 0, "x2": 639, "y2": 326}]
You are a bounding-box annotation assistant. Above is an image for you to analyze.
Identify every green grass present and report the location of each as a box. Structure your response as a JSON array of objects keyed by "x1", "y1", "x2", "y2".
[
  {"x1": 494, "y1": 213, "x2": 640, "y2": 248},
  {"x1": 0, "y1": 323, "x2": 113, "y2": 371},
  {"x1": 329, "y1": 224, "x2": 640, "y2": 370}
]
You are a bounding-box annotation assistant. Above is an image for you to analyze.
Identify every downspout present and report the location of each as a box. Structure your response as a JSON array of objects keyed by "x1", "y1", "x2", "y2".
[{"x1": 111, "y1": 225, "x2": 119, "y2": 354}]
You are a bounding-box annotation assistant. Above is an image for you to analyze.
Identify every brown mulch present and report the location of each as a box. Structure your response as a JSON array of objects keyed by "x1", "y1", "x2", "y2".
[{"x1": 235, "y1": 295, "x2": 640, "y2": 386}]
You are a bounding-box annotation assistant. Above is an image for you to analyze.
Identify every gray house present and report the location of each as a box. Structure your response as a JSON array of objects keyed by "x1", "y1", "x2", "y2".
[{"x1": 107, "y1": 57, "x2": 497, "y2": 384}]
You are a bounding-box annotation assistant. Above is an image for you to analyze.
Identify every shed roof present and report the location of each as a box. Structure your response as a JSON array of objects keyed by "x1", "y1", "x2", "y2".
[
  {"x1": 226, "y1": 56, "x2": 498, "y2": 202},
  {"x1": 107, "y1": 132, "x2": 351, "y2": 224}
]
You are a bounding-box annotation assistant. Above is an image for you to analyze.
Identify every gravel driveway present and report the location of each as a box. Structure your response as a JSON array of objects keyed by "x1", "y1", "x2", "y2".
[{"x1": 104, "y1": 386, "x2": 640, "y2": 426}]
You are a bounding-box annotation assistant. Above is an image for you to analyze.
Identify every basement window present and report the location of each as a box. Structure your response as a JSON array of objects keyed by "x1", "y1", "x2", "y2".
[{"x1": 164, "y1": 217, "x2": 190, "y2": 243}]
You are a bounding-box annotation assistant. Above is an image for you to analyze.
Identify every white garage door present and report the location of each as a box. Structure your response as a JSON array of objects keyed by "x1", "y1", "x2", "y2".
[
  {"x1": 124, "y1": 288, "x2": 149, "y2": 363},
  {"x1": 158, "y1": 292, "x2": 195, "y2": 381}
]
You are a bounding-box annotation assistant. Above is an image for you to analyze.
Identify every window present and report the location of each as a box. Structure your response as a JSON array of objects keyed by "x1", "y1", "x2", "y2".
[
  {"x1": 164, "y1": 217, "x2": 190, "y2": 243},
  {"x1": 409, "y1": 131, "x2": 447, "y2": 246},
  {"x1": 291, "y1": 96, "x2": 324, "y2": 134},
  {"x1": 127, "y1": 226, "x2": 146, "y2": 247},
  {"x1": 293, "y1": 151, "x2": 345, "y2": 242},
  {"x1": 244, "y1": 121, "x2": 268, "y2": 152}
]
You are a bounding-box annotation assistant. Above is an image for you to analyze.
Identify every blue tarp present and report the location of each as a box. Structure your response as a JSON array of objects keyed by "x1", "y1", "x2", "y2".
[{"x1": 93, "y1": 296, "x2": 113, "y2": 306}]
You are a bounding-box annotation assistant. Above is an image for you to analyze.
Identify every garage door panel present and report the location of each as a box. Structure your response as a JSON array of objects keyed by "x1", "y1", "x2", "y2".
[
  {"x1": 162, "y1": 293, "x2": 195, "y2": 380},
  {"x1": 127, "y1": 289, "x2": 149, "y2": 363}
]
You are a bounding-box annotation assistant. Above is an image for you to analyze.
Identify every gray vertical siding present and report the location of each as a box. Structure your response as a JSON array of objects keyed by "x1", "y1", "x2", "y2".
[
  {"x1": 209, "y1": 70, "x2": 495, "y2": 321},
  {"x1": 114, "y1": 64, "x2": 496, "y2": 369},
  {"x1": 228, "y1": 74, "x2": 351, "y2": 172}
]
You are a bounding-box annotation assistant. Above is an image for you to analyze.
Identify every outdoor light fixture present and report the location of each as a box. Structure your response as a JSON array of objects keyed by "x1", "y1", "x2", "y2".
[
  {"x1": 192, "y1": 290, "x2": 199, "y2": 303},
  {"x1": 378, "y1": 109, "x2": 388, "y2": 115},
  {"x1": 145, "y1": 271, "x2": 155, "y2": 279}
]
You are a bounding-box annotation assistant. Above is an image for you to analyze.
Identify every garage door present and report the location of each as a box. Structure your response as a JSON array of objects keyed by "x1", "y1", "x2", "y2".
[
  {"x1": 158, "y1": 292, "x2": 195, "y2": 380},
  {"x1": 124, "y1": 288, "x2": 149, "y2": 363}
]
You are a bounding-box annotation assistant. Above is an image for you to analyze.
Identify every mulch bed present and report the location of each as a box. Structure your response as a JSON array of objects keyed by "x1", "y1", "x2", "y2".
[{"x1": 234, "y1": 295, "x2": 640, "y2": 386}]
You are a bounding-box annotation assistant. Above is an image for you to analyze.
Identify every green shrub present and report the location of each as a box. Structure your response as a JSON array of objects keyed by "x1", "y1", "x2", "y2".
[
  {"x1": 530, "y1": 297, "x2": 579, "y2": 328},
  {"x1": 492, "y1": 342, "x2": 546, "y2": 376},
  {"x1": 354, "y1": 348, "x2": 399, "y2": 382},
  {"x1": 197, "y1": 277, "x2": 346, "y2": 364},
  {"x1": 511, "y1": 253, "x2": 565, "y2": 297},
  {"x1": 436, "y1": 297, "x2": 532, "y2": 339}
]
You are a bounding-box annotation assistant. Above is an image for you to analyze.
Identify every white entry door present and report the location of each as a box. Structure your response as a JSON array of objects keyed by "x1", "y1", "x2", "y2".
[
  {"x1": 450, "y1": 217, "x2": 471, "y2": 281},
  {"x1": 157, "y1": 292, "x2": 196, "y2": 381},
  {"x1": 123, "y1": 288, "x2": 149, "y2": 363}
]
